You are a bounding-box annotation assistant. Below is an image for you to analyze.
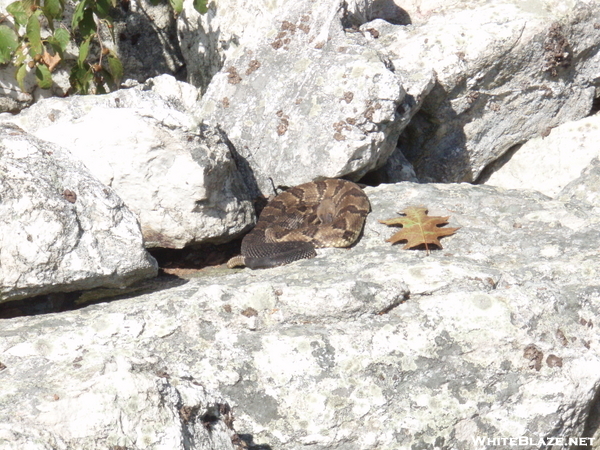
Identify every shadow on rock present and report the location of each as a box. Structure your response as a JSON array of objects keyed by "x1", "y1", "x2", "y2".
[{"x1": 0, "y1": 274, "x2": 188, "y2": 319}]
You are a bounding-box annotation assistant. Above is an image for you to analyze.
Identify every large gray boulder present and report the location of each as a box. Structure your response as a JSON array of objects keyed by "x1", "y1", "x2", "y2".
[
  {"x1": 1, "y1": 75, "x2": 255, "y2": 248},
  {"x1": 178, "y1": 0, "x2": 412, "y2": 92},
  {"x1": 195, "y1": 0, "x2": 434, "y2": 196},
  {"x1": 186, "y1": 0, "x2": 600, "y2": 192},
  {"x1": 177, "y1": 0, "x2": 288, "y2": 92},
  {"x1": 0, "y1": 306, "x2": 236, "y2": 449},
  {"x1": 0, "y1": 123, "x2": 157, "y2": 302},
  {"x1": 372, "y1": 0, "x2": 600, "y2": 182},
  {"x1": 1, "y1": 178, "x2": 599, "y2": 448}
]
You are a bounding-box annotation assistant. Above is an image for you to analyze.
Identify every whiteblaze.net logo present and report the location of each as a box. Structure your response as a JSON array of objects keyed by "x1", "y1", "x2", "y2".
[{"x1": 471, "y1": 436, "x2": 595, "y2": 447}]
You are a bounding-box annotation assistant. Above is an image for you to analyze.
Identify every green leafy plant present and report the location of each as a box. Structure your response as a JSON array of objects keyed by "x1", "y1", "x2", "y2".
[
  {"x1": 68, "y1": 0, "x2": 124, "y2": 94},
  {"x1": 1, "y1": 0, "x2": 67, "y2": 90},
  {"x1": 0, "y1": 0, "x2": 208, "y2": 94}
]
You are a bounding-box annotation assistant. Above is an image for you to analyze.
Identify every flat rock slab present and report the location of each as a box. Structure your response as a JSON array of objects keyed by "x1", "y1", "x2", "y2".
[
  {"x1": 0, "y1": 124, "x2": 157, "y2": 303},
  {"x1": 1, "y1": 179, "x2": 599, "y2": 448}
]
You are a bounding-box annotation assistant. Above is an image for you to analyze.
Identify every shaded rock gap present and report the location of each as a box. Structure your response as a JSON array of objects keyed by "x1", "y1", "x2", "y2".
[
  {"x1": 577, "y1": 383, "x2": 600, "y2": 449},
  {"x1": 473, "y1": 143, "x2": 524, "y2": 185},
  {"x1": 0, "y1": 273, "x2": 188, "y2": 319}
]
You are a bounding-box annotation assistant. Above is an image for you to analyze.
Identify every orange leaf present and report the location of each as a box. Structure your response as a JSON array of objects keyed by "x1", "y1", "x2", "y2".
[
  {"x1": 379, "y1": 206, "x2": 459, "y2": 253},
  {"x1": 41, "y1": 50, "x2": 61, "y2": 72}
]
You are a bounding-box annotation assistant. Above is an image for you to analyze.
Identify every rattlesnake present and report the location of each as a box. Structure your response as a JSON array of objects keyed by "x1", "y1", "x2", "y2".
[{"x1": 227, "y1": 179, "x2": 370, "y2": 269}]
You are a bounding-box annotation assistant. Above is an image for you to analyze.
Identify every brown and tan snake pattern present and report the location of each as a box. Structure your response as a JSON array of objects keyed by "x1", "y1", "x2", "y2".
[{"x1": 227, "y1": 179, "x2": 370, "y2": 269}]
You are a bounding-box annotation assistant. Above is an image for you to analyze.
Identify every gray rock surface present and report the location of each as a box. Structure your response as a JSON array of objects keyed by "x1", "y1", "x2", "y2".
[
  {"x1": 369, "y1": 1, "x2": 599, "y2": 182},
  {"x1": 178, "y1": 0, "x2": 412, "y2": 92},
  {"x1": 2, "y1": 1, "x2": 600, "y2": 447},
  {"x1": 0, "y1": 123, "x2": 157, "y2": 302},
  {"x1": 1, "y1": 180, "x2": 599, "y2": 448},
  {"x1": 177, "y1": 0, "x2": 283, "y2": 92},
  {"x1": 0, "y1": 71, "x2": 33, "y2": 113},
  {"x1": 1, "y1": 75, "x2": 255, "y2": 248},
  {"x1": 195, "y1": 0, "x2": 434, "y2": 196},
  {"x1": 363, "y1": 144, "x2": 419, "y2": 184},
  {"x1": 0, "y1": 306, "x2": 236, "y2": 449},
  {"x1": 110, "y1": 0, "x2": 186, "y2": 83},
  {"x1": 187, "y1": 0, "x2": 600, "y2": 192},
  {"x1": 485, "y1": 114, "x2": 600, "y2": 197},
  {"x1": 557, "y1": 157, "x2": 600, "y2": 216}
]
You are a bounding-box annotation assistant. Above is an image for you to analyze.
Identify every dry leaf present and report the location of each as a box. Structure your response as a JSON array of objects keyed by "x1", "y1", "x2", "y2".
[
  {"x1": 41, "y1": 50, "x2": 61, "y2": 72},
  {"x1": 379, "y1": 206, "x2": 459, "y2": 253}
]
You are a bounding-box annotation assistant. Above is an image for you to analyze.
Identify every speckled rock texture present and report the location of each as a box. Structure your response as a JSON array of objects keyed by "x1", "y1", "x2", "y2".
[
  {"x1": 380, "y1": 0, "x2": 600, "y2": 183},
  {"x1": 1, "y1": 180, "x2": 599, "y2": 449},
  {"x1": 195, "y1": 0, "x2": 434, "y2": 196},
  {"x1": 1, "y1": 75, "x2": 255, "y2": 248},
  {"x1": 0, "y1": 123, "x2": 157, "y2": 303},
  {"x1": 2, "y1": 0, "x2": 600, "y2": 447},
  {"x1": 181, "y1": 0, "x2": 600, "y2": 191},
  {"x1": 557, "y1": 157, "x2": 600, "y2": 215}
]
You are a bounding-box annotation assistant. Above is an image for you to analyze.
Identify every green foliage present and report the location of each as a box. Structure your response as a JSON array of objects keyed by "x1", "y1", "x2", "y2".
[
  {"x1": 194, "y1": 0, "x2": 207, "y2": 14},
  {"x1": 26, "y1": 10, "x2": 43, "y2": 55},
  {"x1": 1, "y1": 0, "x2": 208, "y2": 95},
  {"x1": 0, "y1": 25, "x2": 19, "y2": 63},
  {"x1": 35, "y1": 62, "x2": 52, "y2": 88},
  {"x1": 169, "y1": 0, "x2": 183, "y2": 14},
  {"x1": 47, "y1": 26, "x2": 69, "y2": 53}
]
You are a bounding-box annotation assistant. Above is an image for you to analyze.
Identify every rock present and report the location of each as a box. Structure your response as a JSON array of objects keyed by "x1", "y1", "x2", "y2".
[
  {"x1": 0, "y1": 306, "x2": 237, "y2": 449},
  {"x1": 0, "y1": 69, "x2": 34, "y2": 113},
  {"x1": 0, "y1": 123, "x2": 157, "y2": 302},
  {"x1": 368, "y1": 1, "x2": 599, "y2": 182},
  {"x1": 557, "y1": 157, "x2": 600, "y2": 216},
  {"x1": 1, "y1": 75, "x2": 256, "y2": 248},
  {"x1": 178, "y1": 0, "x2": 412, "y2": 92},
  {"x1": 1, "y1": 181, "x2": 599, "y2": 448},
  {"x1": 195, "y1": 0, "x2": 434, "y2": 196},
  {"x1": 177, "y1": 0, "x2": 282, "y2": 92},
  {"x1": 484, "y1": 114, "x2": 600, "y2": 197},
  {"x1": 361, "y1": 144, "x2": 419, "y2": 185},
  {"x1": 109, "y1": 0, "x2": 186, "y2": 83}
]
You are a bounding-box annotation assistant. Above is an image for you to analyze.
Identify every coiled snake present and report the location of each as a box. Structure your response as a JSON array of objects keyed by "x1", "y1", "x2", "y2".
[{"x1": 227, "y1": 179, "x2": 370, "y2": 269}]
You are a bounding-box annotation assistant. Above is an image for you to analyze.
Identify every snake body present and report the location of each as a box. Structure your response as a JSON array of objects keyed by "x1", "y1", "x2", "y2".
[{"x1": 227, "y1": 179, "x2": 370, "y2": 269}]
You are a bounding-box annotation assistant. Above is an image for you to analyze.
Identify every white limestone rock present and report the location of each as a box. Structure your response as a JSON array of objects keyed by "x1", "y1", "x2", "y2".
[
  {"x1": 1, "y1": 75, "x2": 255, "y2": 248},
  {"x1": 0, "y1": 310, "x2": 236, "y2": 449},
  {"x1": 1, "y1": 181, "x2": 599, "y2": 448},
  {"x1": 177, "y1": 0, "x2": 412, "y2": 91},
  {"x1": 368, "y1": 0, "x2": 599, "y2": 182},
  {"x1": 485, "y1": 114, "x2": 600, "y2": 197},
  {"x1": 0, "y1": 123, "x2": 157, "y2": 302},
  {"x1": 557, "y1": 157, "x2": 600, "y2": 217},
  {"x1": 194, "y1": 0, "x2": 434, "y2": 195},
  {"x1": 178, "y1": 0, "x2": 288, "y2": 91}
]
